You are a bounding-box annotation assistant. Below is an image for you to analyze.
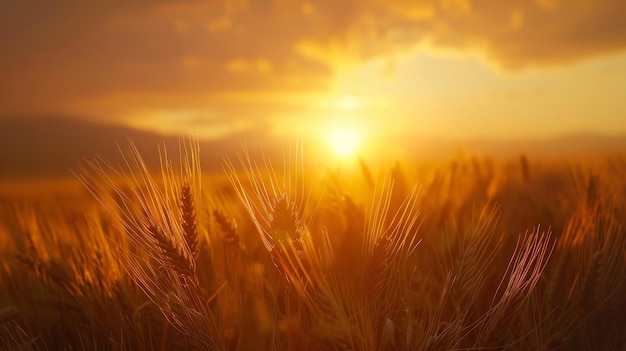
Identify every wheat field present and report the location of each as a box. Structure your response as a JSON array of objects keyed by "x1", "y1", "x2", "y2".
[{"x1": 0, "y1": 141, "x2": 625, "y2": 350}]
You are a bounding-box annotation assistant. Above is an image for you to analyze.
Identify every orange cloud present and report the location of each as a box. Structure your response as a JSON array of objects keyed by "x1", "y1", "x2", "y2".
[
  {"x1": 226, "y1": 58, "x2": 273, "y2": 74},
  {"x1": 0, "y1": 0, "x2": 624, "y2": 121},
  {"x1": 288, "y1": 0, "x2": 626, "y2": 70},
  {"x1": 426, "y1": 0, "x2": 626, "y2": 69}
]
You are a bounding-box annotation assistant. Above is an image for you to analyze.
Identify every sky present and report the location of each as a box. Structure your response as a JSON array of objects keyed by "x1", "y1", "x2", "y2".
[{"x1": 1, "y1": 0, "x2": 625, "y2": 144}]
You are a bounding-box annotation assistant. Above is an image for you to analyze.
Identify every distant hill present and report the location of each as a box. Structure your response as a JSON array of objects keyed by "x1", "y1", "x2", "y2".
[
  {"x1": 467, "y1": 134, "x2": 626, "y2": 157},
  {"x1": 395, "y1": 133, "x2": 626, "y2": 159},
  {"x1": 0, "y1": 116, "x2": 283, "y2": 179},
  {"x1": 1, "y1": 115, "x2": 625, "y2": 179}
]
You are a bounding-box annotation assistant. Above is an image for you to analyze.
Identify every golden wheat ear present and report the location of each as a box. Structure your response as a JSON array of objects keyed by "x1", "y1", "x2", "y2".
[
  {"x1": 77, "y1": 139, "x2": 224, "y2": 350},
  {"x1": 180, "y1": 184, "x2": 199, "y2": 260},
  {"x1": 223, "y1": 141, "x2": 314, "y2": 261},
  {"x1": 476, "y1": 226, "x2": 555, "y2": 346}
]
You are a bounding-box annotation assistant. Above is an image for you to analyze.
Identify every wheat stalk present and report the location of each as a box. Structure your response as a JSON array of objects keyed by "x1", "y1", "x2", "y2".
[
  {"x1": 0, "y1": 306, "x2": 18, "y2": 325},
  {"x1": 223, "y1": 142, "x2": 314, "y2": 287},
  {"x1": 77, "y1": 140, "x2": 223, "y2": 350},
  {"x1": 476, "y1": 227, "x2": 555, "y2": 347}
]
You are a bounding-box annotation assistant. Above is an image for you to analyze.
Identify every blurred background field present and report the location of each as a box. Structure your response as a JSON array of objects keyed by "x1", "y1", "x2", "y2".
[{"x1": 1, "y1": 142, "x2": 624, "y2": 350}]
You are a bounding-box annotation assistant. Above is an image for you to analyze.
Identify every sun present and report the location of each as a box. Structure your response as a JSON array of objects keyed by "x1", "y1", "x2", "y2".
[{"x1": 328, "y1": 127, "x2": 360, "y2": 157}]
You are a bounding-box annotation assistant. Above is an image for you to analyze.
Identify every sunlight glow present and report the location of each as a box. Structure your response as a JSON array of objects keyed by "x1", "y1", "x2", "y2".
[
  {"x1": 328, "y1": 127, "x2": 360, "y2": 157},
  {"x1": 336, "y1": 95, "x2": 361, "y2": 111}
]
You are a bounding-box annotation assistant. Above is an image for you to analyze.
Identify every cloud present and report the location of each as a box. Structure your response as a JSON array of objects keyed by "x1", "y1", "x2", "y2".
[
  {"x1": 287, "y1": 0, "x2": 626, "y2": 70},
  {"x1": 0, "y1": 0, "x2": 624, "y2": 120},
  {"x1": 425, "y1": 0, "x2": 626, "y2": 69}
]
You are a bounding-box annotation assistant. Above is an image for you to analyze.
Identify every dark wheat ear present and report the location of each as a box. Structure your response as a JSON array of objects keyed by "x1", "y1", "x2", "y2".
[
  {"x1": 578, "y1": 250, "x2": 602, "y2": 312},
  {"x1": 214, "y1": 209, "x2": 242, "y2": 286},
  {"x1": 0, "y1": 306, "x2": 18, "y2": 325},
  {"x1": 147, "y1": 223, "x2": 195, "y2": 278},
  {"x1": 214, "y1": 209, "x2": 238, "y2": 244},
  {"x1": 180, "y1": 184, "x2": 198, "y2": 260},
  {"x1": 15, "y1": 253, "x2": 69, "y2": 290},
  {"x1": 223, "y1": 141, "x2": 311, "y2": 255}
]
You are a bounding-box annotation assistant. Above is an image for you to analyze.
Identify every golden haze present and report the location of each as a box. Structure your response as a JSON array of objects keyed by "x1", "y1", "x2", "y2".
[{"x1": 0, "y1": 0, "x2": 624, "y2": 142}]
